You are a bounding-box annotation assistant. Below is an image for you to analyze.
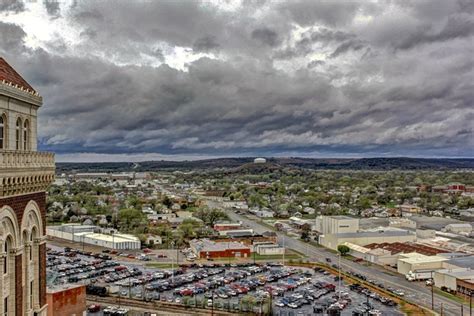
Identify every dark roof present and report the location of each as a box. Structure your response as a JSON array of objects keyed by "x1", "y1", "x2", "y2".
[
  {"x1": 0, "y1": 57, "x2": 36, "y2": 93},
  {"x1": 365, "y1": 242, "x2": 447, "y2": 256}
]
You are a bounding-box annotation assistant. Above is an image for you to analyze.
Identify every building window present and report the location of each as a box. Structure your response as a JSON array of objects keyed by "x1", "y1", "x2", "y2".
[
  {"x1": 3, "y1": 242, "x2": 7, "y2": 274},
  {"x1": 0, "y1": 114, "x2": 5, "y2": 149},
  {"x1": 30, "y1": 281, "x2": 33, "y2": 308},
  {"x1": 3, "y1": 297, "x2": 7, "y2": 316},
  {"x1": 16, "y1": 118, "x2": 22, "y2": 150},
  {"x1": 23, "y1": 120, "x2": 29, "y2": 151}
]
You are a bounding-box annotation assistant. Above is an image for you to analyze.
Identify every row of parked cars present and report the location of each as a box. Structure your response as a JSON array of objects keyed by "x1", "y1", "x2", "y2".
[{"x1": 349, "y1": 284, "x2": 397, "y2": 307}]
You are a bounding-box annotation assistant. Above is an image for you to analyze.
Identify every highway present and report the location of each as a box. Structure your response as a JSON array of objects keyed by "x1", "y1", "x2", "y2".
[{"x1": 227, "y1": 210, "x2": 471, "y2": 316}]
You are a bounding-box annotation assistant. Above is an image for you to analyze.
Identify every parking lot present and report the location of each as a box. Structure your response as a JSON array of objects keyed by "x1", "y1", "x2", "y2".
[{"x1": 47, "y1": 246, "x2": 403, "y2": 315}]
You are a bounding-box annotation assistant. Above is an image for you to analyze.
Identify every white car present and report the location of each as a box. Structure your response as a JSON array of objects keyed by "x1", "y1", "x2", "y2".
[{"x1": 275, "y1": 301, "x2": 285, "y2": 307}]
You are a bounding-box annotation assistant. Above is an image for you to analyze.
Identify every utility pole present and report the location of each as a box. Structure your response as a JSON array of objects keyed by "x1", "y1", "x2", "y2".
[
  {"x1": 440, "y1": 302, "x2": 444, "y2": 316},
  {"x1": 431, "y1": 271, "x2": 434, "y2": 310},
  {"x1": 338, "y1": 253, "x2": 341, "y2": 301},
  {"x1": 282, "y1": 235, "x2": 285, "y2": 266},
  {"x1": 470, "y1": 291, "x2": 472, "y2": 316},
  {"x1": 171, "y1": 241, "x2": 174, "y2": 286},
  {"x1": 211, "y1": 290, "x2": 214, "y2": 316}
]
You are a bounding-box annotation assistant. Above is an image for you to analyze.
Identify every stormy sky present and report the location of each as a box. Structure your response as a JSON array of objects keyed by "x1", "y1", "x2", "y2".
[{"x1": 1, "y1": 0, "x2": 473, "y2": 161}]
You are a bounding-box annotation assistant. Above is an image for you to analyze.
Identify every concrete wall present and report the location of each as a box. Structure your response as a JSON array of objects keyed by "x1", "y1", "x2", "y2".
[
  {"x1": 318, "y1": 216, "x2": 359, "y2": 235},
  {"x1": 0, "y1": 94, "x2": 38, "y2": 151}
]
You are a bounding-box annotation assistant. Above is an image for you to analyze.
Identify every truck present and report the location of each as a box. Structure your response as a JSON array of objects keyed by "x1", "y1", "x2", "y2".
[{"x1": 405, "y1": 270, "x2": 433, "y2": 281}]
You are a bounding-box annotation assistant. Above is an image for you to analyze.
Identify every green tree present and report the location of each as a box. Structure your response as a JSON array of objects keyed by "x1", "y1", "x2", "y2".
[{"x1": 337, "y1": 244, "x2": 350, "y2": 256}]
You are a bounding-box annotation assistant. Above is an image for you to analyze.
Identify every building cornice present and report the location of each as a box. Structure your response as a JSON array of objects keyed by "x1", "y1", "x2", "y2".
[{"x1": 0, "y1": 80, "x2": 42, "y2": 107}]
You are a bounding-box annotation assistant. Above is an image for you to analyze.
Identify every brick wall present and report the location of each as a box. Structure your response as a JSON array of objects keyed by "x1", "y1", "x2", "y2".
[
  {"x1": 0, "y1": 191, "x2": 46, "y2": 234},
  {"x1": 200, "y1": 248, "x2": 251, "y2": 259},
  {"x1": 0, "y1": 192, "x2": 47, "y2": 313},
  {"x1": 15, "y1": 254, "x2": 22, "y2": 316},
  {"x1": 46, "y1": 285, "x2": 86, "y2": 316}
]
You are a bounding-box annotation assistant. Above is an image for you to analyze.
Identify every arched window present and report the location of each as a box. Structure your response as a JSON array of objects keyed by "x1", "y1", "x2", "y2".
[
  {"x1": 0, "y1": 114, "x2": 5, "y2": 149},
  {"x1": 23, "y1": 120, "x2": 29, "y2": 151},
  {"x1": 3, "y1": 241, "x2": 7, "y2": 274},
  {"x1": 16, "y1": 118, "x2": 22, "y2": 150}
]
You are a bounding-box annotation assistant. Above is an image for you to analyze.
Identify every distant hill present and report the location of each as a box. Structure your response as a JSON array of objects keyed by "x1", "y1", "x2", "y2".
[{"x1": 56, "y1": 157, "x2": 474, "y2": 173}]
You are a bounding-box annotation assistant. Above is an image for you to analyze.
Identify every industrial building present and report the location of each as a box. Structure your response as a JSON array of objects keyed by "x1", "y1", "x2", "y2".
[
  {"x1": 434, "y1": 268, "x2": 474, "y2": 292},
  {"x1": 320, "y1": 230, "x2": 416, "y2": 250},
  {"x1": 254, "y1": 243, "x2": 285, "y2": 255},
  {"x1": 315, "y1": 215, "x2": 359, "y2": 235},
  {"x1": 397, "y1": 253, "x2": 448, "y2": 275},
  {"x1": 47, "y1": 224, "x2": 141, "y2": 249},
  {"x1": 189, "y1": 239, "x2": 251, "y2": 259},
  {"x1": 344, "y1": 242, "x2": 447, "y2": 266}
]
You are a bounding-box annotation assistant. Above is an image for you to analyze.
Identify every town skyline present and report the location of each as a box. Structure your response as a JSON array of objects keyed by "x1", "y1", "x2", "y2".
[{"x1": 1, "y1": 0, "x2": 473, "y2": 162}]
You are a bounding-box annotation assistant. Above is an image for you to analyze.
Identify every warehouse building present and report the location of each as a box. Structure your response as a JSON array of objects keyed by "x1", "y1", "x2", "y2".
[
  {"x1": 254, "y1": 243, "x2": 285, "y2": 255},
  {"x1": 397, "y1": 253, "x2": 448, "y2": 275},
  {"x1": 47, "y1": 224, "x2": 141, "y2": 249},
  {"x1": 344, "y1": 242, "x2": 447, "y2": 266},
  {"x1": 320, "y1": 230, "x2": 416, "y2": 250},
  {"x1": 434, "y1": 268, "x2": 474, "y2": 292},
  {"x1": 315, "y1": 215, "x2": 359, "y2": 235}
]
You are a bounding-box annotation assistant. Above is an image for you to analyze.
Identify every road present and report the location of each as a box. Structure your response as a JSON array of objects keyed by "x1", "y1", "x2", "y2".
[{"x1": 227, "y1": 210, "x2": 470, "y2": 316}]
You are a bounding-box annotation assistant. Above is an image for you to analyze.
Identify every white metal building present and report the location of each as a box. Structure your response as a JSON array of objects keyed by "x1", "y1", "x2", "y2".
[{"x1": 47, "y1": 224, "x2": 141, "y2": 249}]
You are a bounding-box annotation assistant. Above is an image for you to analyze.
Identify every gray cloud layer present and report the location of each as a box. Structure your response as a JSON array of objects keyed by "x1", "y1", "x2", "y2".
[{"x1": 0, "y1": 0, "x2": 473, "y2": 159}]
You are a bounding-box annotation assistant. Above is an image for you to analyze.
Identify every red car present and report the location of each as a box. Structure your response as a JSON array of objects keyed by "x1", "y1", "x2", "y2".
[{"x1": 87, "y1": 304, "x2": 101, "y2": 312}]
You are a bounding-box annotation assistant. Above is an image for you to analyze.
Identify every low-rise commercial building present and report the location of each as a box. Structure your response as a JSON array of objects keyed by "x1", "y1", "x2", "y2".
[
  {"x1": 397, "y1": 253, "x2": 448, "y2": 275},
  {"x1": 189, "y1": 239, "x2": 251, "y2": 259},
  {"x1": 434, "y1": 268, "x2": 474, "y2": 292},
  {"x1": 254, "y1": 243, "x2": 285, "y2": 255},
  {"x1": 316, "y1": 215, "x2": 359, "y2": 235},
  {"x1": 444, "y1": 223, "x2": 472, "y2": 235},
  {"x1": 320, "y1": 230, "x2": 416, "y2": 250},
  {"x1": 47, "y1": 224, "x2": 141, "y2": 249},
  {"x1": 218, "y1": 229, "x2": 254, "y2": 236},
  {"x1": 46, "y1": 284, "x2": 86, "y2": 316},
  {"x1": 214, "y1": 222, "x2": 242, "y2": 231}
]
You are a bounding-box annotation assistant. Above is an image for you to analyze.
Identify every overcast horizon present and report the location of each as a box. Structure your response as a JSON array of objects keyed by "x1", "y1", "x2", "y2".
[{"x1": 1, "y1": 0, "x2": 473, "y2": 162}]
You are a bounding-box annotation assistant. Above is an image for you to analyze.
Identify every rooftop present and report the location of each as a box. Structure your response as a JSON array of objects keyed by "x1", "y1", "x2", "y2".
[
  {"x1": 365, "y1": 242, "x2": 447, "y2": 256},
  {"x1": 0, "y1": 57, "x2": 36, "y2": 93},
  {"x1": 328, "y1": 215, "x2": 355, "y2": 220},
  {"x1": 334, "y1": 230, "x2": 415, "y2": 238},
  {"x1": 398, "y1": 253, "x2": 448, "y2": 264},
  {"x1": 436, "y1": 268, "x2": 474, "y2": 279},
  {"x1": 447, "y1": 256, "x2": 474, "y2": 269},
  {"x1": 75, "y1": 232, "x2": 139, "y2": 243},
  {"x1": 190, "y1": 239, "x2": 250, "y2": 252}
]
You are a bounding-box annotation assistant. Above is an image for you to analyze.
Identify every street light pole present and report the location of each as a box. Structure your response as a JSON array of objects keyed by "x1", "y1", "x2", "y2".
[
  {"x1": 171, "y1": 241, "x2": 174, "y2": 286},
  {"x1": 282, "y1": 235, "x2": 285, "y2": 266},
  {"x1": 470, "y1": 291, "x2": 472, "y2": 316},
  {"x1": 338, "y1": 253, "x2": 341, "y2": 301},
  {"x1": 431, "y1": 271, "x2": 434, "y2": 310}
]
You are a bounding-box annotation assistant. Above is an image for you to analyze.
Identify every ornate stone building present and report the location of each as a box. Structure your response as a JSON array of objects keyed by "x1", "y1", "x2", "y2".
[{"x1": 0, "y1": 57, "x2": 55, "y2": 315}]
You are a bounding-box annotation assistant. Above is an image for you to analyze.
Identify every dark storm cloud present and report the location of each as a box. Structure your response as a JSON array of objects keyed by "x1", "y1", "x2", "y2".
[
  {"x1": 251, "y1": 27, "x2": 280, "y2": 47},
  {"x1": 1, "y1": 0, "x2": 473, "y2": 159},
  {"x1": 0, "y1": 22, "x2": 26, "y2": 52},
  {"x1": 329, "y1": 39, "x2": 366, "y2": 58},
  {"x1": 193, "y1": 36, "x2": 220, "y2": 52},
  {"x1": 278, "y1": 1, "x2": 370, "y2": 27},
  {"x1": 0, "y1": 0, "x2": 24, "y2": 13},
  {"x1": 43, "y1": 0, "x2": 60, "y2": 17}
]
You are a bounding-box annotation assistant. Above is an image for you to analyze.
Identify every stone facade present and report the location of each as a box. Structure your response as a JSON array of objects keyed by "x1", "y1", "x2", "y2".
[{"x1": 0, "y1": 58, "x2": 54, "y2": 316}]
